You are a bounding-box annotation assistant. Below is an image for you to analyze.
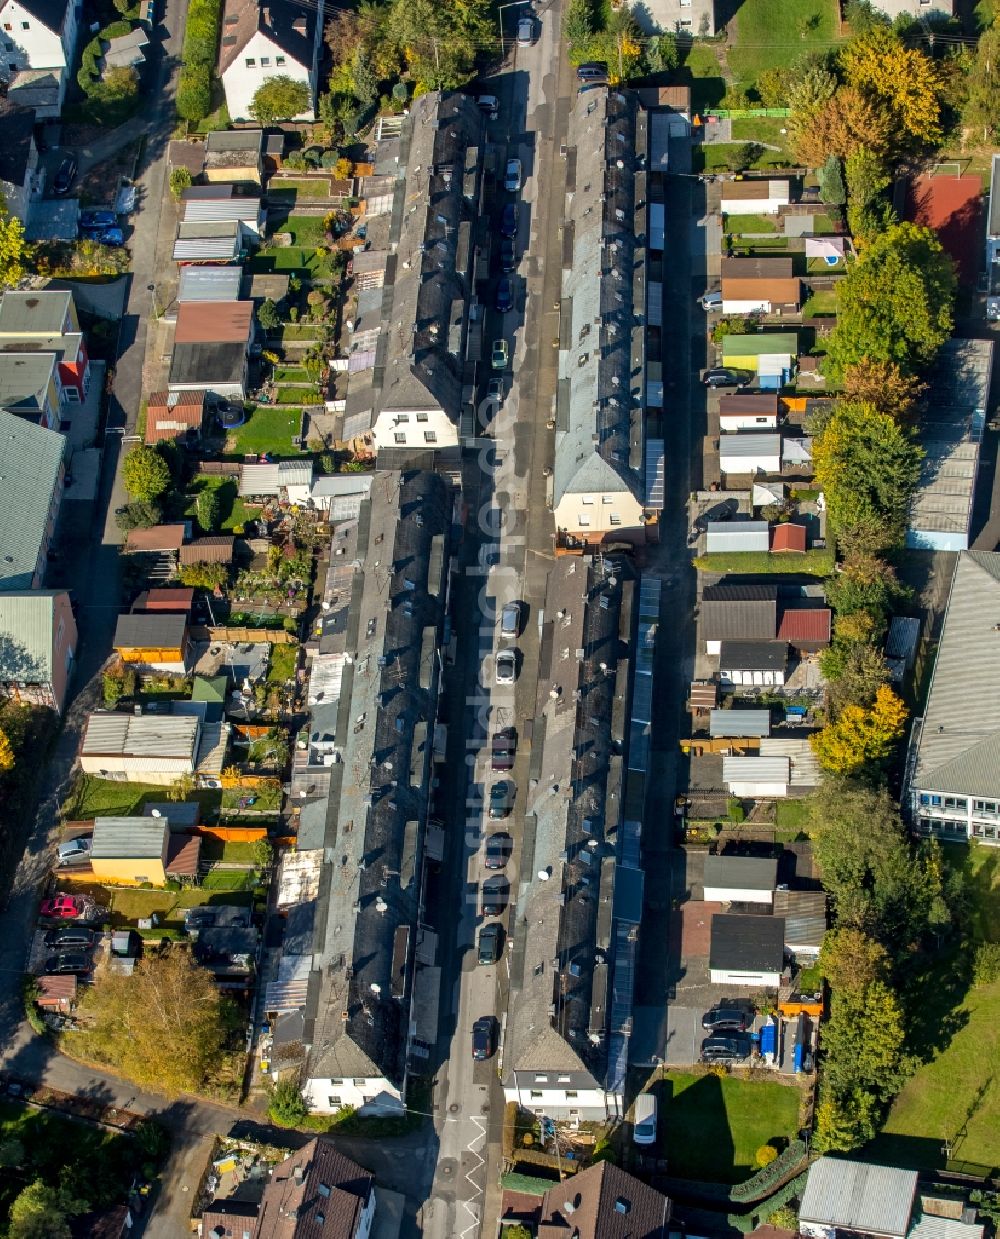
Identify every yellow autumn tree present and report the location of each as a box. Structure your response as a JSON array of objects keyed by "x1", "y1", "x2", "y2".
[
  {"x1": 789, "y1": 86, "x2": 891, "y2": 167},
  {"x1": 841, "y1": 27, "x2": 942, "y2": 149},
  {"x1": 0, "y1": 211, "x2": 28, "y2": 291},
  {"x1": 0, "y1": 727, "x2": 13, "y2": 773},
  {"x1": 811, "y1": 685, "x2": 908, "y2": 775}
]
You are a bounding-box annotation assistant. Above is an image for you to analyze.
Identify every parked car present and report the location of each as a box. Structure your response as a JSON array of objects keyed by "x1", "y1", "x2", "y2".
[
  {"x1": 633, "y1": 1092, "x2": 657, "y2": 1145},
  {"x1": 491, "y1": 339, "x2": 509, "y2": 371},
  {"x1": 504, "y1": 158, "x2": 522, "y2": 193},
  {"x1": 700, "y1": 289, "x2": 723, "y2": 311},
  {"x1": 500, "y1": 203, "x2": 519, "y2": 238},
  {"x1": 43, "y1": 952, "x2": 92, "y2": 976},
  {"x1": 477, "y1": 921, "x2": 503, "y2": 965},
  {"x1": 701, "y1": 1034, "x2": 752, "y2": 1064},
  {"x1": 500, "y1": 600, "x2": 523, "y2": 639},
  {"x1": 495, "y1": 276, "x2": 514, "y2": 314},
  {"x1": 495, "y1": 648, "x2": 517, "y2": 685},
  {"x1": 488, "y1": 779, "x2": 515, "y2": 820},
  {"x1": 577, "y1": 61, "x2": 608, "y2": 82},
  {"x1": 702, "y1": 1004, "x2": 752, "y2": 1033},
  {"x1": 43, "y1": 927, "x2": 95, "y2": 949},
  {"x1": 703, "y1": 367, "x2": 752, "y2": 389},
  {"x1": 487, "y1": 377, "x2": 505, "y2": 404},
  {"x1": 184, "y1": 909, "x2": 217, "y2": 931},
  {"x1": 79, "y1": 208, "x2": 117, "y2": 229},
  {"x1": 484, "y1": 832, "x2": 513, "y2": 870},
  {"x1": 52, "y1": 157, "x2": 77, "y2": 195},
  {"x1": 491, "y1": 727, "x2": 517, "y2": 771},
  {"x1": 477, "y1": 94, "x2": 499, "y2": 120},
  {"x1": 81, "y1": 226, "x2": 125, "y2": 247},
  {"x1": 39, "y1": 894, "x2": 88, "y2": 921},
  {"x1": 56, "y1": 837, "x2": 91, "y2": 866},
  {"x1": 472, "y1": 1014, "x2": 497, "y2": 1060},
  {"x1": 516, "y1": 15, "x2": 534, "y2": 45},
  {"x1": 500, "y1": 237, "x2": 517, "y2": 273},
  {"x1": 481, "y1": 876, "x2": 509, "y2": 917}
]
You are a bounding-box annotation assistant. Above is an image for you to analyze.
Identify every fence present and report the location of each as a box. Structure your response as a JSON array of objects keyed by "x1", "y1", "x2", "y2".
[
  {"x1": 703, "y1": 108, "x2": 792, "y2": 119},
  {"x1": 206, "y1": 626, "x2": 297, "y2": 644}
]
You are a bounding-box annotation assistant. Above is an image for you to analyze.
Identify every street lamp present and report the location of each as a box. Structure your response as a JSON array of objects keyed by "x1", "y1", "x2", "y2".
[{"x1": 497, "y1": 0, "x2": 530, "y2": 54}]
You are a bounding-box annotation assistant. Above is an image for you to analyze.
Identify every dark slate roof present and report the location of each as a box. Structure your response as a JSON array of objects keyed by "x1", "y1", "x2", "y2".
[
  {"x1": 703, "y1": 855, "x2": 777, "y2": 892},
  {"x1": 0, "y1": 100, "x2": 36, "y2": 187},
  {"x1": 701, "y1": 584, "x2": 777, "y2": 641},
  {"x1": 538, "y1": 1162, "x2": 671, "y2": 1239},
  {"x1": 718, "y1": 640, "x2": 788, "y2": 671},
  {"x1": 193, "y1": 926, "x2": 259, "y2": 962},
  {"x1": 114, "y1": 611, "x2": 187, "y2": 649},
  {"x1": 710, "y1": 913, "x2": 785, "y2": 972},
  {"x1": 169, "y1": 341, "x2": 246, "y2": 386}
]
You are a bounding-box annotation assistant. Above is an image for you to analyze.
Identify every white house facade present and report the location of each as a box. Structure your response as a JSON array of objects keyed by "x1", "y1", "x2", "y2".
[
  {"x1": 0, "y1": 0, "x2": 80, "y2": 111},
  {"x1": 218, "y1": 0, "x2": 322, "y2": 123}
]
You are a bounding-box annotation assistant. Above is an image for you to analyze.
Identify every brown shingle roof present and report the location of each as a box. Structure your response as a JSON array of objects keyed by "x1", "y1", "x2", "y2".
[
  {"x1": 165, "y1": 833, "x2": 201, "y2": 878},
  {"x1": 719, "y1": 393, "x2": 780, "y2": 417},
  {"x1": 179, "y1": 536, "x2": 235, "y2": 565},
  {"x1": 771, "y1": 522, "x2": 808, "y2": 553},
  {"x1": 174, "y1": 301, "x2": 254, "y2": 345},
  {"x1": 125, "y1": 524, "x2": 185, "y2": 553},
  {"x1": 777, "y1": 607, "x2": 831, "y2": 644},
  {"x1": 133, "y1": 587, "x2": 195, "y2": 614},
  {"x1": 538, "y1": 1163, "x2": 671, "y2": 1239},
  {"x1": 255, "y1": 1139, "x2": 374, "y2": 1239},
  {"x1": 721, "y1": 256, "x2": 795, "y2": 280},
  {"x1": 722, "y1": 278, "x2": 801, "y2": 305}
]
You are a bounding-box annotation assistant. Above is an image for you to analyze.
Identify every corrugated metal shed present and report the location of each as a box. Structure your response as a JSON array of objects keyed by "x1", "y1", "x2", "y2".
[
  {"x1": 800, "y1": 1157, "x2": 918, "y2": 1238},
  {"x1": 182, "y1": 196, "x2": 262, "y2": 227},
  {"x1": 178, "y1": 266, "x2": 242, "y2": 303},
  {"x1": 722, "y1": 755, "x2": 790, "y2": 784},
  {"x1": 706, "y1": 521, "x2": 769, "y2": 552},
  {"x1": 709, "y1": 708, "x2": 770, "y2": 738},
  {"x1": 773, "y1": 888, "x2": 826, "y2": 950},
  {"x1": 760, "y1": 737, "x2": 821, "y2": 787},
  {"x1": 909, "y1": 1218, "x2": 984, "y2": 1239},
  {"x1": 91, "y1": 816, "x2": 167, "y2": 860},
  {"x1": 239, "y1": 461, "x2": 314, "y2": 495},
  {"x1": 777, "y1": 608, "x2": 831, "y2": 644},
  {"x1": 719, "y1": 433, "x2": 782, "y2": 460},
  {"x1": 81, "y1": 713, "x2": 199, "y2": 759},
  {"x1": 195, "y1": 721, "x2": 229, "y2": 777}
]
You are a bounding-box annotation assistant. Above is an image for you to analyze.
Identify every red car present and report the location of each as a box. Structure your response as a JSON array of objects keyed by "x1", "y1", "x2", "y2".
[{"x1": 39, "y1": 894, "x2": 86, "y2": 921}]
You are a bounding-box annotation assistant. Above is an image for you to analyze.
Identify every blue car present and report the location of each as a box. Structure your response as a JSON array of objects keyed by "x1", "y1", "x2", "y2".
[
  {"x1": 79, "y1": 209, "x2": 117, "y2": 229},
  {"x1": 80, "y1": 225, "x2": 125, "y2": 247}
]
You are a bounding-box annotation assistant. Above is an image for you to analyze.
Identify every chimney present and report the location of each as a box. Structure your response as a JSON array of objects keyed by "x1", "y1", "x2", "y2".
[
  {"x1": 292, "y1": 14, "x2": 306, "y2": 31},
  {"x1": 293, "y1": 1164, "x2": 304, "y2": 1184}
]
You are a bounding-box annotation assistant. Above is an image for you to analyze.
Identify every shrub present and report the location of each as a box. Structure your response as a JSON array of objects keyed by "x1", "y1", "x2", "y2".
[
  {"x1": 730, "y1": 1140, "x2": 807, "y2": 1202},
  {"x1": 283, "y1": 151, "x2": 308, "y2": 171},
  {"x1": 973, "y1": 941, "x2": 1000, "y2": 987},
  {"x1": 170, "y1": 167, "x2": 193, "y2": 198},
  {"x1": 176, "y1": 64, "x2": 211, "y2": 121},
  {"x1": 320, "y1": 149, "x2": 340, "y2": 168},
  {"x1": 268, "y1": 1076, "x2": 309, "y2": 1126},
  {"x1": 104, "y1": 18, "x2": 132, "y2": 37},
  {"x1": 755, "y1": 1143, "x2": 779, "y2": 1167}
]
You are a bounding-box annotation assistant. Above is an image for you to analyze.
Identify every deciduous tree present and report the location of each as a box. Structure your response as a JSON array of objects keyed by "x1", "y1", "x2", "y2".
[
  {"x1": 840, "y1": 358, "x2": 925, "y2": 423},
  {"x1": 819, "y1": 927, "x2": 890, "y2": 996},
  {"x1": 122, "y1": 445, "x2": 170, "y2": 502},
  {"x1": 169, "y1": 167, "x2": 192, "y2": 199},
  {"x1": 0, "y1": 211, "x2": 28, "y2": 290},
  {"x1": 8, "y1": 1181, "x2": 80, "y2": 1239},
  {"x1": 0, "y1": 727, "x2": 13, "y2": 773},
  {"x1": 196, "y1": 487, "x2": 221, "y2": 534},
  {"x1": 821, "y1": 639, "x2": 891, "y2": 712},
  {"x1": 790, "y1": 87, "x2": 891, "y2": 166},
  {"x1": 841, "y1": 26, "x2": 943, "y2": 148},
  {"x1": 257, "y1": 297, "x2": 281, "y2": 332},
  {"x1": 250, "y1": 76, "x2": 311, "y2": 125},
  {"x1": 823, "y1": 223, "x2": 956, "y2": 381},
  {"x1": 811, "y1": 684, "x2": 908, "y2": 776},
  {"x1": 812, "y1": 401, "x2": 923, "y2": 550},
  {"x1": 963, "y1": 25, "x2": 1000, "y2": 144},
  {"x1": 80, "y1": 948, "x2": 226, "y2": 1094}
]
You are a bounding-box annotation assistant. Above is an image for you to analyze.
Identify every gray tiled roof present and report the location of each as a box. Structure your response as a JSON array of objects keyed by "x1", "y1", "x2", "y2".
[
  {"x1": 909, "y1": 551, "x2": 1000, "y2": 798},
  {"x1": 0, "y1": 410, "x2": 65, "y2": 591}
]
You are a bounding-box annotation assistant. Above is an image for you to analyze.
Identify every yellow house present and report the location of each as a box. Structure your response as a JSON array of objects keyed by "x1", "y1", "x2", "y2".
[{"x1": 90, "y1": 817, "x2": 170, "y2": 886}]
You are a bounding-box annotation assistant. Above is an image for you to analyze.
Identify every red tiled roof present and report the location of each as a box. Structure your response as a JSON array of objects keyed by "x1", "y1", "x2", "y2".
[
  {"x1": 777, "y1": 608, "x2": 831, "y2": 643},
  {"x1": 125, "y1": 524, "x2": 185, "y2": 553},
  {"x1": 174, "y1": 301, "x2": 253, "y2": 345},
  {"x1": 770, "y1": 522, "x2": 807, "y2": 552},
  {"x1": 133, "y1": 587, "x2": 195, "y2": 614},
  {"x1": 165, "y1": 833, "x2": 202, "y2": 878}
]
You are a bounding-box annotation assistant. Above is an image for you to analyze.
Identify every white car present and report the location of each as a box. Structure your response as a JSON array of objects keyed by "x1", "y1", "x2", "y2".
[
  {"x1": 57, "y1": 837, "x2": 92, "y2": 866},
  {"x1": 517, "y1": 15, "x2": 534, "y2": 46},
  {"x1": 495, "y1": 648, "x2": 517, "y2": 685},
  {"x1": 504, "y1": 158, "x2": 522, "y2": 194}
]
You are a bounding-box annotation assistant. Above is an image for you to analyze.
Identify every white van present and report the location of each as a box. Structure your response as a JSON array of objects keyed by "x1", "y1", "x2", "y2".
[{"x1": 633, "y1": 1092, "x2": 657, "y2": 1145}]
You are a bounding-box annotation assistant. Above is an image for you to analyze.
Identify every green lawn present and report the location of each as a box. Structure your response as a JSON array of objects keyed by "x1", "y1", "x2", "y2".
[
  {"x1": 184, "y1": 474, "x2": 257, "y2": 532},
  {"x1": 226, "y1": 404, "x2": 304, "y2": 456},
  {"x1": 201, "y1": 869, "x2": 259, "y2": 891},
  {"x1": 807, "y1": 257, "x2": 845, "y2": 274},
  {"x1": 677, "y1": 42, "x2": 726, "y2": 114},
  {"x1": 267, "y1": 178, "x2": 333, "y2": 199},
  {"x1": 694, "y1": 549, "x2": 836, "y2": 576},
  {"x1": 275, "y1": 386, "x2": 319, "y2": 405},
  {"x1": 273, "y1": 324, "x2": 324, "y2": 341},
  {"x1": 730, "y1": 116, "x2": 792, "y2": 151},
  {"x1": 695, "y1": 144, "x2": 792, "y2": 174},
  {"x1": 222, "y1": 782, "x2": 283, "y2": 812},
  {"x1": 266, "y1": 641, "x2": 298, "y2": 686},
  {"x1": 723, "y1": 212, "x2": 779, "y2": 235},
  {"x1": 657, "y1": 1072, "x2": 801, "y2": 1183},
  {"x1": 728, "y1": 0, "x2": 841, "y2": 84},
  {"x1": 272, "y1": 366, "x2": 311, "y2": 383},
  {"x1": 64, "y1": 774, "x2": 221, "y2": 821},
  {"x1": 869, "y1": 844, "x2": 1000, "y2": 1176},
  {"x1": 249, "y1": 247, "x2": 335, "y2": 278},
  {"x1": 775, "y1": 798, "x2": 812, "y2": 831},
  {"x1": 802, "y1": 290, "x2": 838, "y2": 317},
  {"x1": 109, "y1": 885, "x2": 253, "y2": 925},
  {"x1": 273, "y1": 215, "x2": 328, "y2": 248},
  {"x1": 198, "y1": 837, "x2": 260, "y2": 863}
]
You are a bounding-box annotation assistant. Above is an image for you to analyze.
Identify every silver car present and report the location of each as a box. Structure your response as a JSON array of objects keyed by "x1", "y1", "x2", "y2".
[
  {"x1": 504, "y1": 158, "x2": 522, "y2": 194},
  {"x1": 495, "y1": 648, "x2": 517, "y2": 685},
  {"x1": 57, "y1": 837, "x2": 92, "y2": 866}
]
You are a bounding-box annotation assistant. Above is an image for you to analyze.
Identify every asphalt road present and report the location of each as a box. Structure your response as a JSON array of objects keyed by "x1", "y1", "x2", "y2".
[{"x1": 420, "y1": 7, "x2": 568, "y2": 1237}]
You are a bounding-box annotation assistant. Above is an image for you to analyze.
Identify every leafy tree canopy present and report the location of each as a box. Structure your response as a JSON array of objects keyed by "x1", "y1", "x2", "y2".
[
  {"x1": 250, "y1": 76, "x2": 312, "y2": 126},
  {"x1": 841, "y1": 26, "x2": 943, "y2": 149},
  {"x1": 121, "y1": 445, "x2": 171, "y2": 503},
  {"x1": 811, "y1": 684, "x2": 908, "y2": 776}
]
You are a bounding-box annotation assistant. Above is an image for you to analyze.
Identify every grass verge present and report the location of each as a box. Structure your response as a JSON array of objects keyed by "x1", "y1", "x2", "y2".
[
  {"x1": 728, "y1": 0, "x2": 840, "y2": 83},
  {"x1": 694, "y1": 548, "x2": 835, "y2": 576},
  {"x1": 225, "y1": 405, "x2": 304, "y2": 456}
]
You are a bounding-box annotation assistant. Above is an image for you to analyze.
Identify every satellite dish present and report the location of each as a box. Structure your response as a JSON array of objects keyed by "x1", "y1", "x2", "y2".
[{"x1": 151, "y1": 809, "x2": 161, "y2": 818}]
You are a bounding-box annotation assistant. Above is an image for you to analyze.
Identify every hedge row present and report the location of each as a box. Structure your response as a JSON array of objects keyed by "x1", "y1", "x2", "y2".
[
  {"x1": 730, "y1": 1139, "x2": 807, "y2": 1203},
  {"x1": 176, "y1": 0, "x2": 222, "y2": 121},
  {"x1": 727, "y1": 1171, "x2": 809, "y2": 1234},
  {"x1": 76, "y1": 18, "x2": 134, "y2": 96}
]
